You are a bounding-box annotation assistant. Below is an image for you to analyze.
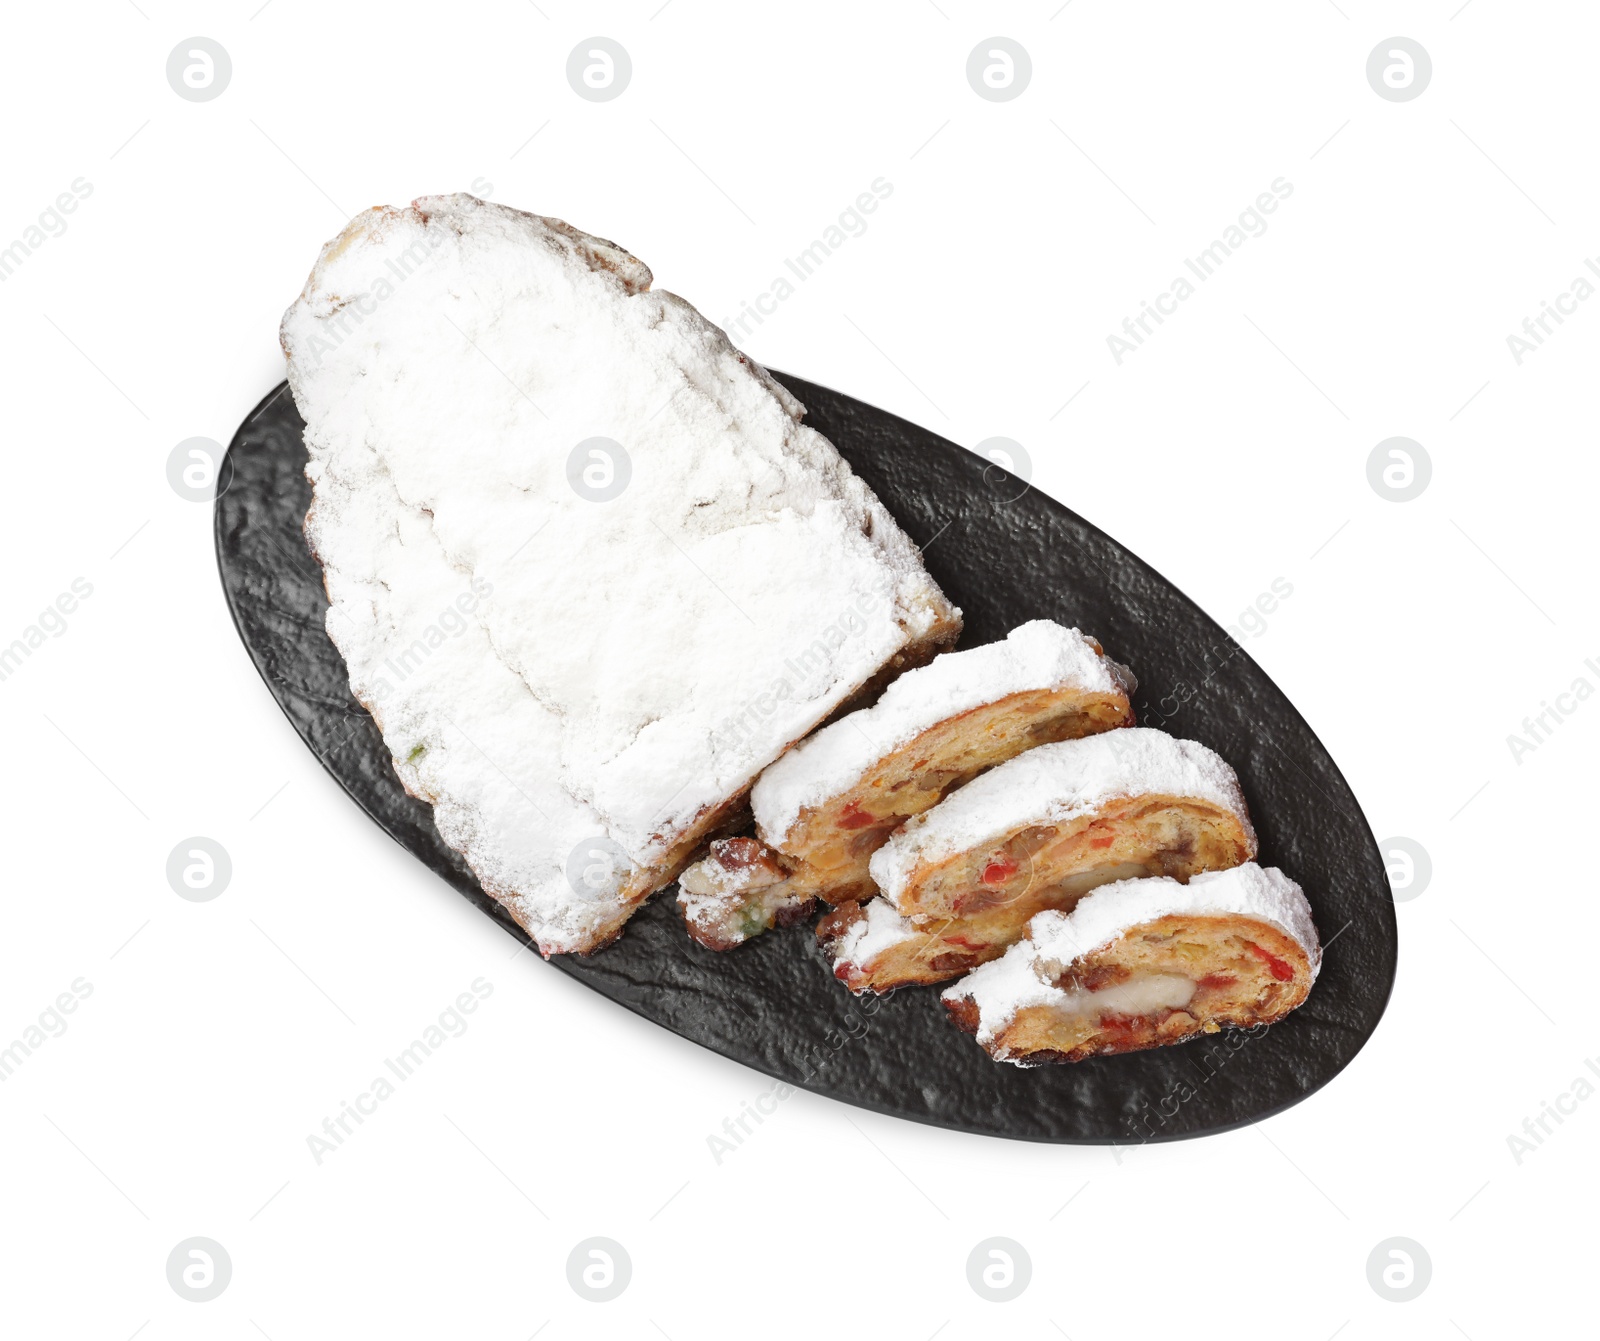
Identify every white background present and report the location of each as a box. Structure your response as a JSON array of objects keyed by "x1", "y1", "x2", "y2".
[{"x1": 1, "y1": 2, "x2": 1592, "y2": 1336}]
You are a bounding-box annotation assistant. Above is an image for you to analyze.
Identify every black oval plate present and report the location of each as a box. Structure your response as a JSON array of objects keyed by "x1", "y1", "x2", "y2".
[{"x1": 216, "y1": 374, "x2": 1396, "y2": 1144}]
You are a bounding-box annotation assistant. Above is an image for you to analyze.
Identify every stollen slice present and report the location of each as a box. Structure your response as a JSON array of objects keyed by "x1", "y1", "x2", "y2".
[{"x1": 941, "y1": 863, "x2": 1320, "y2": 1064}]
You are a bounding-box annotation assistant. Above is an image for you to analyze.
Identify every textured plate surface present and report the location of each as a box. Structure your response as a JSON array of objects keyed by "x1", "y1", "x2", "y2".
[{"x1": 216, "y1": 374, "x2": 1396, "y2": 1144}]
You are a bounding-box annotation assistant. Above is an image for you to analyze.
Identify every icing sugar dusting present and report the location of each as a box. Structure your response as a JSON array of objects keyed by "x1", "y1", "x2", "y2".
[
  {"x1": 283, "y1": 194, "x2": 957, "y2": 954},
  {"x1": 750, "y1": 620, "x2": 1135, "y2": 844},
  {"x1": 869, "y1": 727, "x2": 1255, "y2": 909},
  {"x1": 830, "y1": 896, "x2": 920, "y2": 968},
  {"x1": 1032, "y1": 862, "x2": 1321, "y2": 976}
]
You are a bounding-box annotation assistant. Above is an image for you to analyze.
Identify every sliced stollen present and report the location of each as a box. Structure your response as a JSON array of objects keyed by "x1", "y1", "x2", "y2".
[
  {"x1": 942, "y1": 864, "x2": 1321, "y2": 1064},
  {"x1": 820, "y1": 728, "x2": 1256, "y2": 991},
  {"x1": 283, "y1": 194, "x2": 960, "y2": 956},
  {"x1": 872, "y1": 727, "x2": 1255, "y2": 920},
  {"x1": 675, "y1": 621, "x2": 1135, "y2": 949}
]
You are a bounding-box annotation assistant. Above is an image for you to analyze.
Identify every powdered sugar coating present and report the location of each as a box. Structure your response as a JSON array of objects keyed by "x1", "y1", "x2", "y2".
[
  {"x1": 674, "y1": 840, "x2": 798, "y2": 948},
  {"x1": 869, "y1": 728, "x2": 1255, "y2": 910},
  {"x1": 283, "y1": 194, "x2": 958, "y2": 954},
  {"x1": 828, "y1": 897, "x2": 920, "y2": 968},
  {"x1": 750, "y1": 620, "x2": 1135, "y2": 844},
  {"x1": 676, "y1": 858, "x2": 765, "y2": 931},
  {"x1": 940, "y1": 938, "x2": 1061, "y2": 1047},
  {"x1": 1034, "y1": 862, "x2": 1321, "y2": 975},
  {"x1": 942, "y1": 863, "x2": 1321, "y2": 1046}
]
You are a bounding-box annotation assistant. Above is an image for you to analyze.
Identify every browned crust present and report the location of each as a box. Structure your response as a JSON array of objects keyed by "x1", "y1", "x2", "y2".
[{"x1": 943, "y1": 994, "x2": 981, "y2": 1036}]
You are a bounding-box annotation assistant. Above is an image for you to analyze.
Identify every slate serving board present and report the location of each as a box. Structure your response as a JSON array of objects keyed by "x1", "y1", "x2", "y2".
[{"x1": 215, "y1": 373, "x2": 1396, "y2": 1144}]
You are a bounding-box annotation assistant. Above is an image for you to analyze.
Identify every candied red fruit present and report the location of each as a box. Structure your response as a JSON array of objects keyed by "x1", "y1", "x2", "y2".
[
  {"x1": 837, "y1": 802, "x2": 876, "y2": 830},
  {"x1": 1246, "y1": 941, "x2": 1294, "y2": 982},
  {"x1": 981, "y1": 856, "x2": 1019, "y2": 885}
]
